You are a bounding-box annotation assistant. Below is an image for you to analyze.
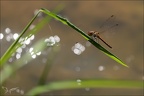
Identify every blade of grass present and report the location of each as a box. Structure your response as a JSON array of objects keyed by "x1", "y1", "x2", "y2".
[
  {"x1": 35, "y1": 46, "x2": 60, "y2": 96},
  {"x1": 39, "y1": 8, "x2": 128, "y2": 67},
  {"x1": 38, "y1": 45, "x2": 60, "y2": 85},
  {"x1": 0, "y1": 6, "x2": 64, "y2": 67},
  {"x1": 0, "y1": 11, "x2": 41, "y2": 66},
  {"x1": 0, "y1": 38, "x2": 48, "y2": 85},
  {"x1": 0, "y1": 6, "x2": 64, "y2": 84},
  {"x1": 27, "y1": 79, "x2": 143, "y2": 95}
]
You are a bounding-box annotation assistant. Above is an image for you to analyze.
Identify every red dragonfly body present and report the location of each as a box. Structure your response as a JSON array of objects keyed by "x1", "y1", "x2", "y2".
[
  {"x1": 87, "y1": 15, "x2": 119, "y2": 49},
  {"x1": 88, "y1": 31, "x2": 112, "y2": 48}
]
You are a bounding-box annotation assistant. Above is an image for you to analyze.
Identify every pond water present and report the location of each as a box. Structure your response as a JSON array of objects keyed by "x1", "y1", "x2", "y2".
[{"x1": 1, "y1": 1, "x2": 143, "y2": 95}]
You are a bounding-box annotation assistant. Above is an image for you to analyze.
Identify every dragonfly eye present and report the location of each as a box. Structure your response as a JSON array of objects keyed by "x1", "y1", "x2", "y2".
[{"x1": 88, "y1": 31, "x2": 94, "y2": 36}]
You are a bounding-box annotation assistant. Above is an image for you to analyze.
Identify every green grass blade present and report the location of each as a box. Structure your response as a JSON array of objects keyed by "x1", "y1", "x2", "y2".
[
  {"x1": 0, "y1": 11, "x2": 41, "y2": 66},
  {"x1": 40, "y1": 8, "x2": 128, "y2": 67},
  {"x1": 0, "y1": 38, "x2": 48, "y2": 85},
  {"x1": 0, "y1": 7, "x2": 64, "y2": 84},
  {"x1": 37, "y1": 46, "x2": 60, "y2": 85},
  {"x1": 27, "y1": 79, "x2": 143, "y2": 95},
  {"x1": 0, "y1": 6, "x2": 64, "y2": 67}
]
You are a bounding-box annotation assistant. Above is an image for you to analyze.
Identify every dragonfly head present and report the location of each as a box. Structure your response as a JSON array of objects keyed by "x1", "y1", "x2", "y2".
[{"x1": 88, "y1": 31, "x2": 95, "y2": 36}]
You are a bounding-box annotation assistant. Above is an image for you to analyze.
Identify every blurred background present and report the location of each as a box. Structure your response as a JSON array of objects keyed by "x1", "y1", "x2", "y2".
[{"x1": 1, "y1": 1, "x2": 143, "y2": 95}]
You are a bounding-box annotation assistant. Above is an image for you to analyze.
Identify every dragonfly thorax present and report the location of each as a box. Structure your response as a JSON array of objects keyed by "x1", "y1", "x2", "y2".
[{"x1": 88, "y1": 31, "x2": 99, "y2": 38}]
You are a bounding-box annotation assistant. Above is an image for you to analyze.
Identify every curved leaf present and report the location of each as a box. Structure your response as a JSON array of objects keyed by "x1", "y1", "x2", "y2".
[
  {"x1": 27, "y1": 79, "x2": 142, "y2": 95},
  {"x1": 40, "y1": 8, "x2": 128, "y2": 67}
]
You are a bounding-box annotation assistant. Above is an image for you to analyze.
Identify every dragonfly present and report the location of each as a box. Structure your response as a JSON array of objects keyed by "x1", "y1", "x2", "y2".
[
  {"x1": 88, "y1": 31, "x2": 112, "y2": 48},
  {"x1": 87, "y1": 15, "x2": 118, "y2": 49}
]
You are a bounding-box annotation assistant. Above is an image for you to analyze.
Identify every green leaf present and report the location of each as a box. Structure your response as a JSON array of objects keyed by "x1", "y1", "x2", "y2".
[
  {"x1": 39, "y1": 8, "x2": 128, "y2": 67},
  {"x1": 0, "y1": 6, "x2": 64, "y2": 67},
  {"x1": 27, "y1": 79, "x2": 143, "y2": 95},
  {"x1": 0, "y1": 7, "x2": 64, "y2": 84},
  {"x1": 0, "y1": 38, "x2": 48, "y2": 85},
  {"x1": 0, "y1": 11, "x2": 40, "y2": 66}
]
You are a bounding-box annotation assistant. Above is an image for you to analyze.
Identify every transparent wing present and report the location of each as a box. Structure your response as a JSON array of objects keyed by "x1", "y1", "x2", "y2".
[{"x1": 99, "y1": 15, "x2": 119, "y2": 34}]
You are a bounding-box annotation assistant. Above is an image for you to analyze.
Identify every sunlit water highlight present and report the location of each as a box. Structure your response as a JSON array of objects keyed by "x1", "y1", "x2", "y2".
[
  {"x1": 0, "y1": 33, "x2": 4, "y2": 39},
  {"x1": 72, "y1": 42, "x2": 85, "y2": 55},
  {"x1": 76, "y1": 79, "x2": 82, "y2": 86},
  {"x1": 98, "y1": 66, "x2": 105, "y2": 71}
]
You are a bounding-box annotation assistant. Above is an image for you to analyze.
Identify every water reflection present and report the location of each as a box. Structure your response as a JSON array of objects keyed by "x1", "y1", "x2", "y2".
[
  {"x1": 1, "y1": 25, "x2": 61, "y2": 63},
  {"x1": 29, "y1": 47, "x2": 33, "y2": 53},
  {"x1": 24, "y1": 38, "x2": 31, "y2": 45},
  {"x1": 1, "y1": 1, "x2": 143, "y2": 95},
  {"x1": 72, "y1": 42, "x2": 85, "y2": 55},
  {"x1": 13, "y1": 33, "x2": 19, "y2": 40},
  {"x1": 44, "y1": 35, "x2": 60, "y2": 46},
  {"x1": 6, "y1": 33, "x2": 13, "y2": 42},
  {"x1": 5, "y1": 27, "x2": 11, "y2": 34},
  {"x1": 32, "y1": 54, "x2": 36, "y2": 59},
  {"x1": 76, "y1": 79, "x2": 82, "y2": 86},
  {"x1": 30, "y1": 35, "x2": 35, "y2": 40},
  {"x1": 54, "y1": 35, "x2": 60, "y2": 43},
  {"x1": 29, "y1": 47, "x2": 42, "y2": 59},
  {"x1": 98, "y1": 65, "x2": 105, "y2": 71},
  {"x1": 16, "y1": 53, "x2": 21, "y2": 59},
  {"x1": 16, "y1": 47, "x2": 22, "y2": 53},
  {"x1": 36, "y1": 52, "x2": 41, "y2": 56},
  {"x1": 0, "y1": 33, "x2": 4, "y2": 39}
]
